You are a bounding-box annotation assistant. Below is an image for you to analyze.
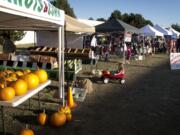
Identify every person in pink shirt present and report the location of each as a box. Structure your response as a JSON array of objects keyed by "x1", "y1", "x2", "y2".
[{"x1": 126, "y1": 44, "x2": 132, "y2": 64}]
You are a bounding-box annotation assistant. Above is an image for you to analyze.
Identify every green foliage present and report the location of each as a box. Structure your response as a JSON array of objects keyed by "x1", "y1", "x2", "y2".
[
  {"x1": 88, "y1": 17, "x2": 94, "y2": 20},
  {"x1": 96, "y1": 18, "x2": 106, "y2": 21},
  {"x1": 51, "y1": 0, "x2": 76, "y2": 18},
  {"x1": 108, "y1": 10, "x2": 153, "y2": 28},
  {"x1": 0, "y1": 30, "x2": 25, "y2": 44},
  {"x1": 171, "y1": 23, "x2": 180, "y2": 32},
  {"x1": 109, "y1": 10, "x2": 122, "y2": 20}
]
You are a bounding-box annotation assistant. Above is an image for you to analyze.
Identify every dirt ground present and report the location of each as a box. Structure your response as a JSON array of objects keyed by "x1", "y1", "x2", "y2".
[{"x1": 2, "y1": 54, "x2": 180, "y2": 135}]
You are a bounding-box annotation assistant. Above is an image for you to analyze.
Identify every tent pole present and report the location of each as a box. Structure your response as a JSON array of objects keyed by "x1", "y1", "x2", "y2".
[
  {"x1": 61, "y1": 26, "x2": 65, "y2": 106},
  {"x1": 58, "y1": 27, "x2": 62, "y2": 100}
]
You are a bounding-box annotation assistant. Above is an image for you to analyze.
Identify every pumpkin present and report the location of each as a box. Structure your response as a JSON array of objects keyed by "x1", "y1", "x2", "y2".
[
  {"x1": 12, "y1": 79, "x2": 28, "y2": 96},
  {"x1": 0, "y1": 87, "x2": 15, "y2": 101},
  {"x1": 24, "y1": 73, "x2": 39, "y2": 90},
  {"x1": 19, "y1": 125, "x2": 34, "y2": 135},
  {"x1": 37, "y1": 109, "x2": 47, "y2": 126},
  {"x1": 50, "y1": 112, "x2": 66, "y2": 127},
  {"x1": 34, "y1": 69, "x2": 48, "y2": 83}
]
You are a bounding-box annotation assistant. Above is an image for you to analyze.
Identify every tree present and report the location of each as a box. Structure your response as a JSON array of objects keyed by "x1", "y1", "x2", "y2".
[
  {"x1": 108, "y1": 10, "x2": 122, "y2": 20},
  {"x1": 0, "y1": 30, "x2": 25, "y2": 45},
  {"x1": 96, "y1": 18, "x2": 106, "y2": 21},
  {"x1": 51, "y1": 0, "x2": 76, "y2": 18},
  {"x1": 171, "y1": 23, "x2": 180, "y2": 32},
  {"x1": 88, "y1": 17, "x2": 94, "y2": 20}
]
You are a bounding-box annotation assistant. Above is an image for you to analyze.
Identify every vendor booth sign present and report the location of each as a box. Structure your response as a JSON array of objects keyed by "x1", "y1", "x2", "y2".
[
  {"x1": 124, "y1": 32, "x2": 132, "y2": 42},
  {"x1": 170, "y1": 53, "x2": 180, "y2": 70},
  {"x1": 1, "y1": 0, "x2": 64, "y2": 25}
]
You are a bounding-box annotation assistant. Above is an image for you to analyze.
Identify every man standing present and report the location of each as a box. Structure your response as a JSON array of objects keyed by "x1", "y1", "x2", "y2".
[{"x1": 176, "y1": 35, "x2": 180, "y2": 52}]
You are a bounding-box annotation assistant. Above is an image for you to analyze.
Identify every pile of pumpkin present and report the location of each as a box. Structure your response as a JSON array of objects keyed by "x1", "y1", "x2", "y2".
[
  {"x1": 19, "y1": 106, "x2": 72, "y2": 135},
  {"x1": 37, "y1": 106, "x2": 72, "y2": 127},
  {"x1": 0, "y1": 69, "x2": 48, "y2": 101}
]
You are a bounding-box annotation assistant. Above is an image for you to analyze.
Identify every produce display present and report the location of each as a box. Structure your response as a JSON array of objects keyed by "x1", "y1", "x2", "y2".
[{"x1": 0, "y1": 69, "x2": 48, "y2": 101}]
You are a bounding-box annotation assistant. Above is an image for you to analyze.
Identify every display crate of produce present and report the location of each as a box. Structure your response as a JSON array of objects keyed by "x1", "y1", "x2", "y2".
[
  {"x1": 11, "y1": 55, "x2": 29, "y2": 62},
  {"x1": 65, "y1": 59, "x2": 82, "y2": 74},
  {"x1": 72, "y1": 87, "x2": 87, "y2": 102},
  {"x1": 65, "y1": 48, "x2": 91, "y2": 58},
  {"x1": 28, "y1": 46, "x2": 58, "y2": 56},
  {"x1": 0, "y1": 53, "x2": 11, "y2": 61}
]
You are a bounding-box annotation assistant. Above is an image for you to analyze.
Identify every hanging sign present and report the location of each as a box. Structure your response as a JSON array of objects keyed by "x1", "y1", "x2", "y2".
[
  {"x1": 170, "y1": 53, "x2": 180, "y2": 70},
  {"x1": 124, "y1": 32, "x2": 132, "y2": 42},
  {"x1": 1, "y1": 0, "x2": 64, "y2": 25}
]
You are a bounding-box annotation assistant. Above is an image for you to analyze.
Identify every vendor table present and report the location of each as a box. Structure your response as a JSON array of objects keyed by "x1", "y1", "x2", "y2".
[{"x1": 0, "y1": 80, "x2": 51, "y2": 135}]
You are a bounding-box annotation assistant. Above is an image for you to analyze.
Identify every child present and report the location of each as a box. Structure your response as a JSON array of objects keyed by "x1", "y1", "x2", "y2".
[
  {"x1": 117, "y1": 62, "x2": 125, "y2": 74},
  {"x1": 111, "y1": 62, "x2": 125, "y2": 75}
]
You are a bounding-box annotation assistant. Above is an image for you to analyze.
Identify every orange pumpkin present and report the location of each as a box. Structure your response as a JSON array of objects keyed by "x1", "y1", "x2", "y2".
[
  {"x1": 34, "y1": 69, "x2": 48, "y2": 83},
  {"x1": 0, "y1": 87, "x2": 15, "y2": 101},
  {"x1": 12, "y1": 79, "x2": 28, "y2": 96},
  {"x1": 24, "y1": 73, "x2": 39, "y2": 90},
  {"x1": 37, "y1": 109, "x2": 47, "y2": 126},
  {"x1": 19, "y1": 126, "x2": 34, "y2": 135},
  {"x1": 50, "y1": 112, "x2": 66, "y2": 127}
]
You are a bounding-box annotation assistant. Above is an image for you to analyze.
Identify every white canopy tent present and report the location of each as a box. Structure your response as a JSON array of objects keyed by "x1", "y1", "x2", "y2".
[
  {"x1": 167, "y1": 27, "x2": 180, "y2": 37},
  {"x1": 139, "y1": 24, "x2": 164, "y2": 37},
  {"x1": 153, "y1": 24, "x2": 172, "y2": 36},
  {"x1": 0, "y1": 0, "x2": 65, "y2": 104}
]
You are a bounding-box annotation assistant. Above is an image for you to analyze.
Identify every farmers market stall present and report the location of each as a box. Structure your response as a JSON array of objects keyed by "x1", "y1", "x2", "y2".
[{"x1": 0, "y1": 0, "x2": 65, "y2": 134}]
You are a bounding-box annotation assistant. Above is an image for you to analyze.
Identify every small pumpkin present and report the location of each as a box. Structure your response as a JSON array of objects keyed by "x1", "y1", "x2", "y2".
[
  {"x1": 12, "y1": 79, "x2": 28, "y2": 96},
  {"x1": 24, "y1": 73, "x2": 39, "y2": 90},
  {"x1": 37, "y1": 109, "x2": 47, "y2": 126},
  {"x1": 34, "y1": 69, "x2": 48, "y2": 83},
  {"x1": 19, "y1": 125, "x2": 34, "y2": 135},
  {"x1": 50, "y1": 112, "x2": 66, "y2": 127},
  {"x1": 0, "y1": 87, "x2": 15, "y2": 101}
]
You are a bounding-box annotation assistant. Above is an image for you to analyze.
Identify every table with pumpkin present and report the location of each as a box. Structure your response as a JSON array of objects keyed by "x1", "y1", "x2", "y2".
[{"x1": 0, "y1": 69, "x2": 51, "y2": 134}]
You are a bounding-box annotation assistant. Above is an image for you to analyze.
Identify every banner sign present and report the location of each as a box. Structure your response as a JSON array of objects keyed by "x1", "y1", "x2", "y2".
[
  {"x1": 170, "y1": 53, "x2": 180, "y2": 70},
  {"x1": 124, "y1": 32, "x2": 132, "y2": 42},
  {"x1": 1, "y1": 0, "x2": 64, "y2": 25}
]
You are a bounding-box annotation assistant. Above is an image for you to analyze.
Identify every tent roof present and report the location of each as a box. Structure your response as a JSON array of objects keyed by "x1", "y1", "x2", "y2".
[
  {"x1": 78, "y1": 19, "x2": 104, "y2": 27},
  {"x1": 167, "y1": 27, "x2": 180, "y2": 36},
  {"x1": 95, "y1": 18, "x2": 138, "y2": 33},
  {"x1": 65, "y1": 15, "x2": 95, "y2": 33},
  {"x1": 0, "y1": 0, "x2": 65, "y2": 30},
  {"x1": 154, "y1": 24, "x2": 172, "y2": 35},
  {"x1": 139, "y1": 25, "x2": 164, "y2": 37}
]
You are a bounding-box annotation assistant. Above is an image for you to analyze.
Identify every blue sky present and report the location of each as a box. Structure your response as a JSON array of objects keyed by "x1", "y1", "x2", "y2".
[{"x1": 68, "y1": 0, "x2": 180, "y2": 27}]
